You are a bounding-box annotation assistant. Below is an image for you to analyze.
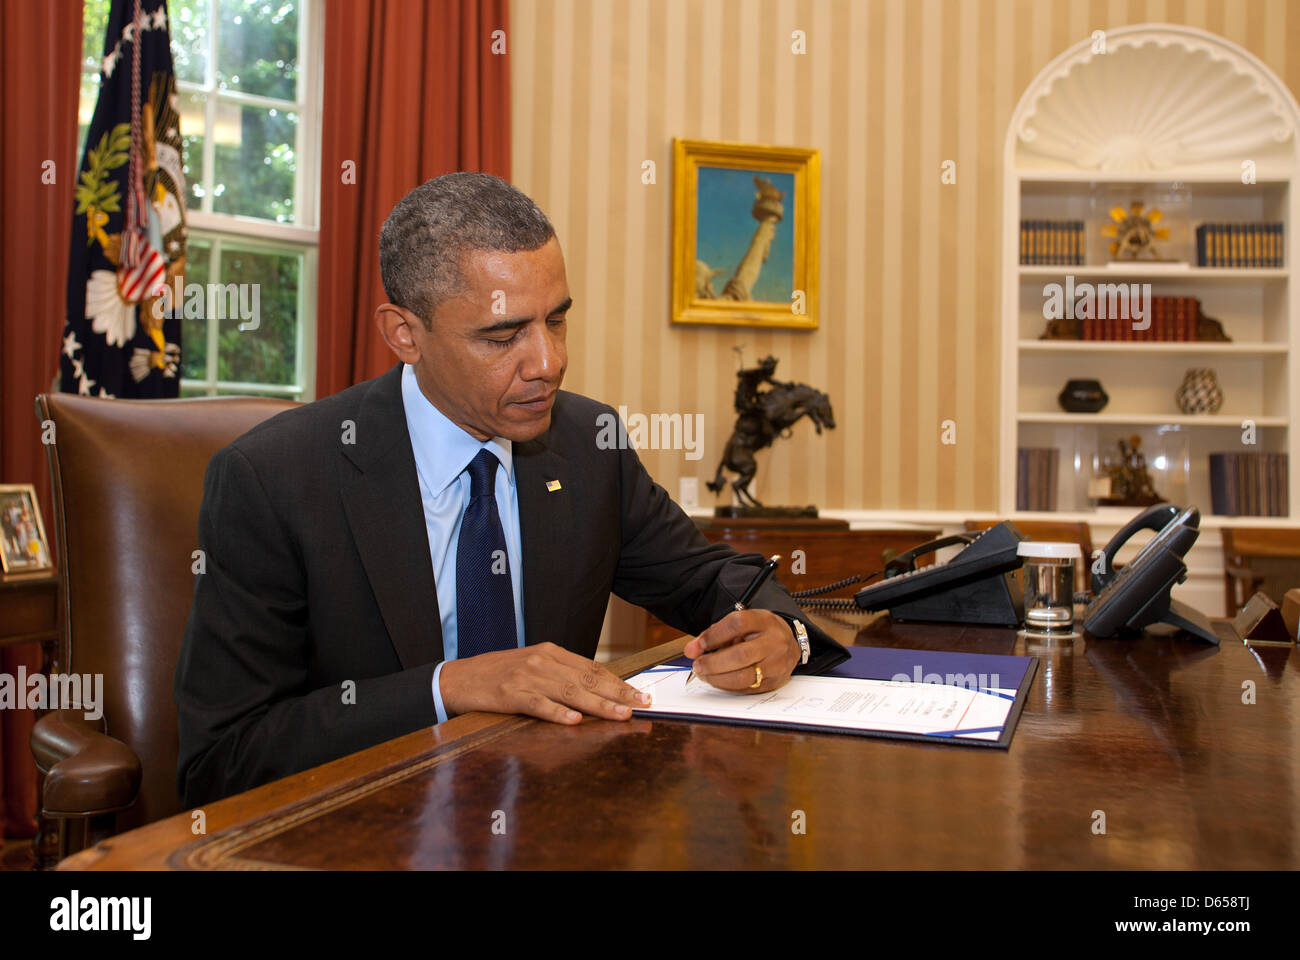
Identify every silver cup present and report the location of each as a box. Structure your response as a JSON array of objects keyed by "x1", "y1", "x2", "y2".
[{"x1": 1017, "y1": 541, "x2": 1082, "y2": 632}]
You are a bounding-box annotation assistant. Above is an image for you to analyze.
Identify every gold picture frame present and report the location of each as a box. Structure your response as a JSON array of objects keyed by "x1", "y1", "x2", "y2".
[
  {"x1": 672, "y1": 138, "x2": 820, "y2": 329},
  {"x1": 0, "y1": 483, "x2": 53, "y2": 574}
]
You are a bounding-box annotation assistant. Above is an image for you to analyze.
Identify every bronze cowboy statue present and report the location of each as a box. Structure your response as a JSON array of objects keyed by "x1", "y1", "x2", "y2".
[{"x1": 706, "y1": 355, "x2": 836, "y2": 512}]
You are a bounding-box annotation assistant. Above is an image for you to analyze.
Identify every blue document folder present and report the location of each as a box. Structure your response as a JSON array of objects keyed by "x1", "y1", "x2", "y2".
[{"x1": 639, "y1": 646, "x2": 1038, "y2": 749}]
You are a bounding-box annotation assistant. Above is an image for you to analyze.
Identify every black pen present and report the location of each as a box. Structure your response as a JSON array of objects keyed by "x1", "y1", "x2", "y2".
[{"x1": 687, "y1": 555, "x2": 781, "y2": 688}]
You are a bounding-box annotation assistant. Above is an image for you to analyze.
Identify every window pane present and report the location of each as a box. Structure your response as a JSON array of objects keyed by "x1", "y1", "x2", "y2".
[
  {"x1": 217, "y1": 0, "x2": 299, "y2": 102},
  {"x1": 77, "y1": 72, "x2": 101, "y2": 161},
  {"x1": 170, "y1": 0, "x2": 211, "y2": 86},
  {"x1": 82, "y1": 0, "x2": 110, "y2": 64},
  {"x1": 180, "y1": 240, "x2": 212, "y2": 381},
  {"x1": 177, "y1": 90, "x2": 207, "y2": 208},
  {"x1": 79, "y1": 0, "x2": 110, "y2": 161},
  {"x1": 214, "y1": 247, "x2": 300, "y2": 386},
  {"x1": 182, "y1": 130, "x2": 205, "y2": 209},
  {"x1": 210, "y1": 102, "x2": 297, "y2": 221},
  {"x1": 212, "y1": 102, "x2": 297, "y2": 221}
]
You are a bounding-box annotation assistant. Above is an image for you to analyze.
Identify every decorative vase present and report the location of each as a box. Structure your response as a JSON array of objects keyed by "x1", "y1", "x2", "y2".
[
  {"x1": 1175, "y1": 368, "x2": 1223, "y2": 415},
  {"x1": 1058, "y1": 379, "x2": 1109, "y2": 414}
]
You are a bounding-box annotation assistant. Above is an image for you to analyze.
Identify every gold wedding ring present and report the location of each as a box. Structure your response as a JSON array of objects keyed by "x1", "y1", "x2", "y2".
[{"x1": 749, "y1": 665, "x2": 763, "y2": 689}]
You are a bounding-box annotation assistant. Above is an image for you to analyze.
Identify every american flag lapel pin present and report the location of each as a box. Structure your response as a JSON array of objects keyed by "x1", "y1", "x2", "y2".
[{"x1": 546, "y1": 479, "x2": 562, "y2": 492}]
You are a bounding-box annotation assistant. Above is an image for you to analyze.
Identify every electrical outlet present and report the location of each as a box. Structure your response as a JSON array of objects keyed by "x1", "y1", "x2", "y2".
[{"x1": 679, "y1": 477, "x2": 699, "y2": 510}]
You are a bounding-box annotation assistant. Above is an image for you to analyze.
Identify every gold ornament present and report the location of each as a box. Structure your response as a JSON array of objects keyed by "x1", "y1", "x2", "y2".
[{"x1": 1101, "y1": 201, "x2": 1170, "y2": 260}]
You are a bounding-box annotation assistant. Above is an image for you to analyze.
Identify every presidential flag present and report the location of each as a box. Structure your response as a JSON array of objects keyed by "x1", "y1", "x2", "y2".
[{"x1": 63, "y1": 0, "x2": 186, "y2": 399}]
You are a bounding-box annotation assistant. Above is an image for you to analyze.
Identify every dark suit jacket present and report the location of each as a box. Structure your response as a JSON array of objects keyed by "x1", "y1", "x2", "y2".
[{"x1": 174, "y1": 363, "x2": 847, "y2": 806}]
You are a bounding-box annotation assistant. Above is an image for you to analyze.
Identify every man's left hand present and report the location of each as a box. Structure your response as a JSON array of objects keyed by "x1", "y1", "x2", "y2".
[{"x1": 684, "y1": 609, "x2": 800, "y2": 693}]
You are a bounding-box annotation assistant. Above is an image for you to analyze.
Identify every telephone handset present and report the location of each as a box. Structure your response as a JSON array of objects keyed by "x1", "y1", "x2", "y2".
[
  {"x1": 881, "y1": 534, "x2": 975, "y2": 578},
  {"x1": 1083, "y1": 503, "x2": 1218, "y2": 644},
  {"x1": 1090, "y1": 502, "x2": 1181, "y2": 594},
  {"x1": 850, "y1": 522, "x2": 1027, "y2": 626}
]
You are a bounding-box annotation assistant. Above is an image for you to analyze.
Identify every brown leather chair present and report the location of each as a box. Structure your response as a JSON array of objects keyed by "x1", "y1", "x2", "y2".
[
  {"x1": 1221, "y1": 527, "x2": 1300, "y2": 615},
  {"x1": 29, "y1": 392, "x2": 297, "y2": 862},
  {"x1": 965, "y1": 519, "x2": 1094, "y2": 594}
]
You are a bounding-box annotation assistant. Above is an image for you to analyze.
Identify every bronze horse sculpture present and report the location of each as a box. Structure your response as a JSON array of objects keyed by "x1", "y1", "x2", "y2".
[{"x1": 706, "y1": 381, "x2": 836, "y2": 508}]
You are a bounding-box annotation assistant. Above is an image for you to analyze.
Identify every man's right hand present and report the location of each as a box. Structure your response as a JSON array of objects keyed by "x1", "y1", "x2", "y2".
[{"x1": 438, "y1": 642, "x2": 651, "y2": 724}]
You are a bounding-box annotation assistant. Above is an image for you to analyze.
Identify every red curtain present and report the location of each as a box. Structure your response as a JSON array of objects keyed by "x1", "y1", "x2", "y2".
[
  {"x1": 317, "y1": 0, "x2": 511, "y2": 398},
  {"x1": 0, "y1": 0, "x2": 82, "y2": 838}
]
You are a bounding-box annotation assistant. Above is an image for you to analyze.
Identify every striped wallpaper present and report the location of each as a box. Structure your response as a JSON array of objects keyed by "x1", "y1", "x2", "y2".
[{"x1": 509, "y1": 0, "x2": 1300, "y2": 512}]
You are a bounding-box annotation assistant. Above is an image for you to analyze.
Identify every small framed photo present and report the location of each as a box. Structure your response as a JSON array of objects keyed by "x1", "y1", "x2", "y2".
[
  {"x1": 672, "y1": 138, "x2": 820, "y2": 329},
  {"x1": 0, "y1": 484, "x2": 53, "y2": 574}
]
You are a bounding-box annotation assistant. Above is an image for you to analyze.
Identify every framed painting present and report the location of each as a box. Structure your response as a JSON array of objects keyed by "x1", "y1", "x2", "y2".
[
  {"x1": 0, "y1": 484, "x2": 53, "y2": 574},
  {"x1": 672, "y1": 138, "x2": 819, "y2": 329}
]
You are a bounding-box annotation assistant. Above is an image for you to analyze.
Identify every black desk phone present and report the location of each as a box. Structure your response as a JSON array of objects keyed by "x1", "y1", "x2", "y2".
[
  {"x1": 803, "y1": 504, "x2": 1217, "y2": 642},
  {"x1": 850, "y1": 522, "x2": 1026, "y2": 626},
  {"x1": 1084, "y1": 503, "x2": 1217, "y2": 644}
]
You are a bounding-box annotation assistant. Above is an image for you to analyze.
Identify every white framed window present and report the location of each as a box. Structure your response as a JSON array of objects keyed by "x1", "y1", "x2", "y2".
[{"x1": 79, "y1": 0, "x2": 322, "y2": 400}]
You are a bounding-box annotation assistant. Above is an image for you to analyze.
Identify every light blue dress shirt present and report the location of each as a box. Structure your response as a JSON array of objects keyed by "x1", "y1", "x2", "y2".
[{"x1": 400, "y1": 363, "x2": 526, "y2": 723}]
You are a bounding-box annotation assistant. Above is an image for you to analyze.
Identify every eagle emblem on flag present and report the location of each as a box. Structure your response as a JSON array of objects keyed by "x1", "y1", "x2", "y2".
[{"x1": 63, "y1": 0, "x2": 185, "y2": 399}]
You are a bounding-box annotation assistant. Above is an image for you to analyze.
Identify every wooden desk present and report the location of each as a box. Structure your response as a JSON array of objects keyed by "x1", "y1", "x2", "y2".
[
  {"x1": 0, "y1": 569, "x2": 58, "y2": 662},
  {"x1": 61, "y1": 614, "x2": 1297, "y2": 869},
  {"x1": 1, "y1": 569, "x2": 59, "y2": 862}
]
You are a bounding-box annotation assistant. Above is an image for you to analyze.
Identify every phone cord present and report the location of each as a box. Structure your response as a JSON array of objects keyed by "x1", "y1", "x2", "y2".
[
  {"x1": 796, "y1": 596, "x2": 860, "y2": 610},
  {"x1": 790, "y1": 569, "x2": 884, "y2": 610}
]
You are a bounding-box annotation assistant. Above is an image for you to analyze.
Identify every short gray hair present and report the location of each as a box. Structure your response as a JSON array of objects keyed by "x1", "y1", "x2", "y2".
[{"x1": 379, "y1": 172, "x2": 556, "y2": 327}]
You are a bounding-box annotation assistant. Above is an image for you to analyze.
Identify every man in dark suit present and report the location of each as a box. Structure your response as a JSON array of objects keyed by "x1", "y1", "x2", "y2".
[{"x1": 175, "y1": 173, "x2": 846, "y2": 807}]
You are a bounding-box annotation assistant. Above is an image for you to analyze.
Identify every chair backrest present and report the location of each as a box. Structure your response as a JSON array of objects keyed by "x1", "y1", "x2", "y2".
[
  {"x1": 965, "y1": 519, "x2": 1094, "y2": 592},
  {"x1": 1221, "y1": 526, "x2": 1300, "y2": 560},
  {"x1": 1221, "y1": 526, "x2": 1300, "y2": 612},
  {"x1": 35, "y1": 392, "x2": 297, "y2": 830}
]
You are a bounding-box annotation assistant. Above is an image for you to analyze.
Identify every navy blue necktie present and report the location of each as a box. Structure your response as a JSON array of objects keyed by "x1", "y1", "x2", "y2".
[{"x1": 456, "y1": 449, "x2": 517, "y2": 658}]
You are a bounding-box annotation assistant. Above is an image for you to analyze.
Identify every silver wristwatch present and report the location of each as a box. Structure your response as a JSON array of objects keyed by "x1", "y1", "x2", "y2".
[{"x1": 791, "y1": 618, "x2": 810, "y2": 665}]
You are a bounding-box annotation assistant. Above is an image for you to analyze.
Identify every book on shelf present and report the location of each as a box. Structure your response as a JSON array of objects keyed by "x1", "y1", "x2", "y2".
[
  {"x1": 1078, "y1": 295, "x2": 1200, "y2": 341},
  {"x1": 1016, "y1": 447, "x2": 1059, "y2": 511},
  {"x1": 1195, "y1": 222, "x2": 1284, "y2": 268},
  {"x1": 1019, "y1": 219, "x2": 1085, "y2": 266},
  {"x1": 1208, "y1": 452, "x2": 1289, "y2": 516}
]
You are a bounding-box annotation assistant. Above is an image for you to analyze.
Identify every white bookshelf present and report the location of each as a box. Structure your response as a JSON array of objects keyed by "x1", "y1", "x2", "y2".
[
  {"x1": 1000, "y1": 24, "x2": 1300, "y2": 528},
  {"x1": 1017, "y1": 265, "x2": 1288, "y2": 283},
  {"x1": 1019, "y1": 341, "x2": 1287, "y2": 355}
]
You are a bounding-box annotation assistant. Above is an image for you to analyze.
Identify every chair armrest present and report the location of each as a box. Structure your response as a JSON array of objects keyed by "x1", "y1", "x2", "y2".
[
  {"x1": 1225, "y1": 563, "x2": 1265, "y2": 586},
  {"x1": 30, "y1": 710, "x2": 142, "y2": 817}
]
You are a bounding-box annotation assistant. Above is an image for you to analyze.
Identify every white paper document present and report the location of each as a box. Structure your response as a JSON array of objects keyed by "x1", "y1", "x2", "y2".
[{"x1": 626, "y1": 665, "x2": 1019, "y2": 741}]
